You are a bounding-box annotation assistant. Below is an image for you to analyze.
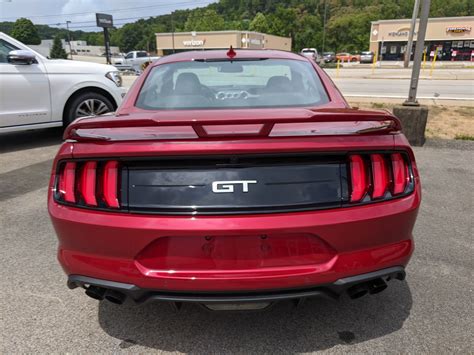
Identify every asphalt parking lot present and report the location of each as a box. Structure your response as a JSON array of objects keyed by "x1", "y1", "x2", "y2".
[{"x1": 1, "y1": 130, "x2": 473, "y2": 353}]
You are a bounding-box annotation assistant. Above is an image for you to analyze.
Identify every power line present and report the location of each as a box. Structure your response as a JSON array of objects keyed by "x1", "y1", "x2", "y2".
[
  {"x1": 48, "y1": 15, "x2": 156, "y2": 27},
  {"x1": 0, "y1": 0, "x2": 215, "y2": 21}
]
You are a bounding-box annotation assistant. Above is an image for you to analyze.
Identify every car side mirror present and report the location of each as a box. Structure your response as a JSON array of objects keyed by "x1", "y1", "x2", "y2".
[{"x1": 7, "y1": 50, "x2": 37, "y2": 65}]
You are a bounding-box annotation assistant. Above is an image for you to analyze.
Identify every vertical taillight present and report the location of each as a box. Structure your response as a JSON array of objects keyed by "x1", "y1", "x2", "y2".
[
  {"x1": 79, "y1": 161, "x2": 97, "y2": 206},
  {"x1": 391, "y1": 153, "x2": 408, "y2": 195},
  {"x1": 56, "y1": 160, "x2": 120, "y2": 209},
  {"x1": 371, "y1": 154, "x2": 389, "y2": 199},
  {"x1": 349, "y1": 152, "x2": 413, "y2": 204},
  {"x1": 350, "y1": 155, "x2": 367, "y2": 202},
  {"x1": 102, "y1": 161, "x2": 120, "y2": 208},
  {"x1": 59, "y1": 162, "x2": 76, "y2": 203}
]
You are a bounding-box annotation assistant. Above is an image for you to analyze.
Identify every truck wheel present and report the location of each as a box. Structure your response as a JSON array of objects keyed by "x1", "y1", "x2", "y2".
[{"x1": 65, "y1": 92, "x2": 115, "y2": 126}]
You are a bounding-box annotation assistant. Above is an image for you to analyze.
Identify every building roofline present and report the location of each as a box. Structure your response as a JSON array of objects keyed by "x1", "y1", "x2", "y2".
[
  {"x1": 155, "y1": 30, "x2": 290, "y2": 39},
  {"x1": 371, "y1": 16, "x2": 474, "y2": 24}
]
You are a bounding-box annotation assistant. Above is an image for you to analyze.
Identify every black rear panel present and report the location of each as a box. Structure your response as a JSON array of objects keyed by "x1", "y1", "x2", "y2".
[{"x1": 123, "y1": 154, "x2": 349, "y2": 215}]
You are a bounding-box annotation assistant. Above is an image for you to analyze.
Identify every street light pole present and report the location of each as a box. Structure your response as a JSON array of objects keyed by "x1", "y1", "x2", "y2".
[
  {"x1": 322, "y1": 0, "x2": 328, "y2": 53},
  {"x1": 66, "y1": 20, "x2": 73, "y2": 60},
  {"x1": 404, "y1": 0, "x2": 431, "y2": 106},
  {"x1": 404, "y1": 0, "x2": 420, "y2": 68}
]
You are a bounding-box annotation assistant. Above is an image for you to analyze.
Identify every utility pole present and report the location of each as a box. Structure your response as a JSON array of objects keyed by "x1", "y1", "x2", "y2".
[
  {"x1": 322, "y1": 0, "x2": 328, "y2": 53},
  {"x1": 66, "y1": 20, "x2": 73, "y2": 60},
  {"x1": 171, "y1": 12, "x2": 175, "y2": 53},
  {"x1": 404, "y1": 0, "x2": 420, "y2": 68},
  {"x1": 404, "y1": 0, "x2": 430, "y2": 105},
  {"x1": 393, "y1": 0, "x2": 430, "y2": 147}
]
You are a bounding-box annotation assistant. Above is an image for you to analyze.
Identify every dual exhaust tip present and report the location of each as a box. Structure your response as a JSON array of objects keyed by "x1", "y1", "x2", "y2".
[
  {"x1": 346, "y1": 278, "x2": 388, "y2": 299},
  {"x1": 85, "y1": 285, "x2": 126, "y2": 305}
]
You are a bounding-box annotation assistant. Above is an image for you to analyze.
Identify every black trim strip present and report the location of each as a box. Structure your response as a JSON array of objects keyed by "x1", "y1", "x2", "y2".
[{"x1": 67, "y1": 266, "x2": 406, "y2": 304}]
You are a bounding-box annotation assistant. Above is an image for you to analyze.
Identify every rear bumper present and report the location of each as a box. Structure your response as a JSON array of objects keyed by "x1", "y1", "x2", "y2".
[
  {"x1": 49, "y1": 187, "x2": 419, "y2": 293},
  {"x1": 68, "y1": 266, "x2": 406, "y2": 303}
]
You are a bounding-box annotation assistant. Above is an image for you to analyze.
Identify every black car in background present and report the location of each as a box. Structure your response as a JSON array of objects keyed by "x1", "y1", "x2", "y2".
[{"x1": 323, "y1": 52, "x2": 336, "y2": 63}]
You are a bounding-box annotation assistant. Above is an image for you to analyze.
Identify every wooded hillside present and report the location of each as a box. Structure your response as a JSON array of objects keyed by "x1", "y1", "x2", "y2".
[{"x1": 1, "y1": 0, "x2": 472, "y2": 53}]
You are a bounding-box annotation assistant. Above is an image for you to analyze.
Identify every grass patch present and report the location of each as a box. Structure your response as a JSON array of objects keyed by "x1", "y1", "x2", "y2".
[
  {"x1": 454, "y1": 134, "x2": 474, "y2": 141},
  {"x1": 348, "y1": 100, "x2": 474, "y2": 140},
  {"x1": 371, "y1": 102, "x2": 386, "y2": 109},
  {"x1": 319, "y1": 62, "x2": 338, "y2": 69},
  {"x1": 454, "y1": 107, "x2": 474, "y2": 116}
]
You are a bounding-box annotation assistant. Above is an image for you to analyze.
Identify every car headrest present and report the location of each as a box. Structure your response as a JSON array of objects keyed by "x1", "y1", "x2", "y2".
[
  {"x1": 175, "y1": 72, "x2": 202, "y2": 94},
  {"x1": 265, "y1": 76, "x2": 291, "y2": 92}
]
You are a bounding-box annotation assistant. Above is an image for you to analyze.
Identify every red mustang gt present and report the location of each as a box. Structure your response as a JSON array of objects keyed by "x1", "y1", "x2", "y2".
[{"x1": 48, "y1": 49, "x2": 420, "y2": 310}]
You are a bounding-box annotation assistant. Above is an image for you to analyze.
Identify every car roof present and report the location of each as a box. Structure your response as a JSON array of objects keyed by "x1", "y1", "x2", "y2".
[{"x1": 153, "y1": 49, "x2": 307, "y2": 66}]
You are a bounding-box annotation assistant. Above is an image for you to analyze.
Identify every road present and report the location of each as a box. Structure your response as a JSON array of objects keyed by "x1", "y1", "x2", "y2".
[
  {"x1": 1, "y1": 129, "x2": 473, "y2": 353},
  {"x1": 121, "y1": 71, "x2": 474, "y2": 101},
  {"x1": 332, "y1": 78, "x2": 474, "y2": 101}
]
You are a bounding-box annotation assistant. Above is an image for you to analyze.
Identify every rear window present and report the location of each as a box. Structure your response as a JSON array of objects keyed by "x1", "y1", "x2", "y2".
[{"x1": 135, "y1": 59, "x2": 329, "y2": 110}]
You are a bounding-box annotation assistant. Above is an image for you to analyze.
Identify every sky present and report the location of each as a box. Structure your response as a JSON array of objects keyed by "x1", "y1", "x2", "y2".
[{"x1": 0, "y1": 0, "x2": 217, "y2": 31}]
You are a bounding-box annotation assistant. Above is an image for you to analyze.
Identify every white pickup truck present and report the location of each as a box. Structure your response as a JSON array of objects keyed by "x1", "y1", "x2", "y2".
[{"x1": 113, "y1": 51, "x2": 159, "y2": 73}]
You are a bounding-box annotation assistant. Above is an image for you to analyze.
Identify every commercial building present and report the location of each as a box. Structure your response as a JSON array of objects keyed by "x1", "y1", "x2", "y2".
[
  {"x1": 370, "y1": 16, "x2": 474, "y2": 61},
  {"x1": 155, "y1": 30, "x2": 292, "y2": 56},
  {"x1": 30, "y1": 39, "x2": 120, "y2": 57}
]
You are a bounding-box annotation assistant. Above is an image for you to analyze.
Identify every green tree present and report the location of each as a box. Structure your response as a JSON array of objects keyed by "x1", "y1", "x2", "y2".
[
  {"x1": 10, "y1": 18, "x2": 41, "y2": 45},
  {"x1": 184, "y1": 9, "x2": 225, "y2": 31},
  {"x1": 267, "y1": 7, "x2": 297, "y2": 37},
  {"x1": 326, "y1": 7, "x2": 380, "y2": 53},
  {"x1": 249, "y1": 12, "x2": 270, "y2": 33},
  {"x1": 293, "y1": 13, "x2": 323, "y2": 52},
  {"x1": 116, "y1": 23, "x2": 146, "y2": 52},
  {"x1": 49, "y1": 35, "x2": 68, "y2": 59}
]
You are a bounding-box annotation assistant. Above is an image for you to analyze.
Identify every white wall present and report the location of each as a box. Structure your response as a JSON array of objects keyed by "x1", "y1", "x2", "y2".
[{"x1": 29, "y1": 39, "x2": 119, "y2": 58}]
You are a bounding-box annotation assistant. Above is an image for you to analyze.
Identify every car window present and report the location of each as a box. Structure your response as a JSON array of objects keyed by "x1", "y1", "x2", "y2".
[
  {"x1": 0, "y1": 39, "x2": 19, "y2": 63},
  {"x1": 136, "y1": 58, "x2": 329, "y2": 110},
  {"x1": 136, "y1": 52, "x2": 148, "y2": 58},
  {"x1": 125, "y1": 53, "x2": 133, "y2": 59}
]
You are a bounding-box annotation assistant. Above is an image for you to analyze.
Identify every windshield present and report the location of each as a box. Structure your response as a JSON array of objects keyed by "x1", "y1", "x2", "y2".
[{"x1": 135, "y1": 59, "x2": 329, "y2": 110}]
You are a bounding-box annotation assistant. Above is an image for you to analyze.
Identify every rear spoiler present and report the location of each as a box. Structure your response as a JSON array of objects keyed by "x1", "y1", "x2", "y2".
[{"x1": 64, "y1": 110, "x2": 401, "y2": 142}]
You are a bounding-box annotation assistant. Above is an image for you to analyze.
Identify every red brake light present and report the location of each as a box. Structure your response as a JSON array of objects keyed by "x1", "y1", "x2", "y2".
[
  {"x1": 350, "y1": 155, "x2": 368, "y2": 202},
  {"x1": 391, "y1": 153, "x2": 408, "y2": 195},
  {"x1": 79, "y1": 161, "x2": 97, "y2": 206},
  {"x1": 371, "y1": 154, "x2": 389, "y2": 199},
  {"x1": 59, "y1": 162, "x2": 76, "y2": 203},
  {"x1": 56, "y1": 160, "x2": 120, "y2": 209},
  {"x1": 102, "y1": 161, "x2": 120, "y2": 208}
]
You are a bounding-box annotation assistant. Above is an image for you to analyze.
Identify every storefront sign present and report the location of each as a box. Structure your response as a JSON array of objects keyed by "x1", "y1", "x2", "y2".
[
  {"x1": 183, "y1": 39, "x2": 206, "y2": 47},
  {"x1": 446, "y1": 26, "x2": 471, "y2": 33},
  {"x1": 389, "y1": 30, "x2": 409, "y2": 37},
  {"x1": 242, "y1": 38, "x2": 262, "y2": 45},
  {"x1": 388, "y1": 28, "x2": 416, "y2": 37}
]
